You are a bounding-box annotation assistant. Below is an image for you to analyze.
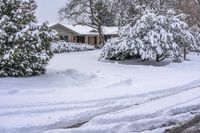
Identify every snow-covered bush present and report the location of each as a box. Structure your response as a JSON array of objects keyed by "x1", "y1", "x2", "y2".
[
  {"x1": 101, "y1": 9, "x2": 200, "y2": 62},
  {"x1": 100, "y1": 37, "x2": 133, "y2": 60},
  {"x1": 190, "y1": 26, "x2": 200, "y2": 52},
  {"x1": 51, "y1": 41, "x2": 95, "y2": 53},
  {"x1": 0, "y1": 0, "x2": 56, "y2": 77}
]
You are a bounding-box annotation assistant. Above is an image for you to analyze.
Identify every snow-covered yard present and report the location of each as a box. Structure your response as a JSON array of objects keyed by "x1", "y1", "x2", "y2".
[{"x1": 0, "y1": 50, "x2": 200, "y2": 133}]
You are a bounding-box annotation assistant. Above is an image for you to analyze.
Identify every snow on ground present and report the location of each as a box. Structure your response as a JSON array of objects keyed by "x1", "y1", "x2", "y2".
[{"x1": 0, "y1": 50, "x2": 200, "y2": 133}]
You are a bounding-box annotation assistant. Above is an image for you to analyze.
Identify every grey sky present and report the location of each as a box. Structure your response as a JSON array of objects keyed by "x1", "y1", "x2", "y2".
[{"x1": 35, "y1": 0, "x2": 68, "y2": 24}]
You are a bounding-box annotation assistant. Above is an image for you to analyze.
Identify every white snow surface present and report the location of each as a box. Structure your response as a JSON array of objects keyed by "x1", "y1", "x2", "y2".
[{"x1": 0, "y1": 50, "x2": 200, "y2": 133}]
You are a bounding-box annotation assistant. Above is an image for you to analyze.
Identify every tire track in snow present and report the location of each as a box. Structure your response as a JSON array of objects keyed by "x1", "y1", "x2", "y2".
[
  {"x1": 1, "y1": 79, "x2": 200, "y2": 116},
  {"x1": 44, "y1": 87, "x2": 200, "y2": 133},
  {"x1": 1, "y1": 79, "x2": 200, "y2": 133}
]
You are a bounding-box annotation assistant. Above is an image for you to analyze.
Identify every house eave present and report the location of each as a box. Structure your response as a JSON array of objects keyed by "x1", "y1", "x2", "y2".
[
  {"x1": 50, "y1": 23, "x2": 81, "y2": 36},
  {"x1": 50, "y1": 23, "x2": 118, "y2": 36}
]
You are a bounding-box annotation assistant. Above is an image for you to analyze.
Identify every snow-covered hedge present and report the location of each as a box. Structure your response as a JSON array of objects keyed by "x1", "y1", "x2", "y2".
[
  {"x1": 100, "y1": 9, "x2": 200, "y2": 62},
  {"x1": 51, "y1": 41, "x2": 95, "y2": 53}
]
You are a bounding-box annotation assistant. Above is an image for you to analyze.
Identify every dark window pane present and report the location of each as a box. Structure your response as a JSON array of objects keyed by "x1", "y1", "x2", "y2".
[
  {"x1": 77, "y1": 36, "x2": 85, "y2": 43},
  {"x1": 64, "y1": 36, "x2": 68, "y2": 42},
  {"x1": 60, "y1": 36, "x2": 64, "y2": 40},
  {"x1": 94, "y1": 36, "x2": 97, "y2": 44}
]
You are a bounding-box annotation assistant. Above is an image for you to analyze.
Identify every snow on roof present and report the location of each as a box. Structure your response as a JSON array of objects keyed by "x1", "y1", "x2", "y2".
[
  {"x1": 51, "y1": 23, "x2": 119, "y2": 36},
  {"x1": 64, "y1": 25, "x2": 99, "y2": 35},
  {"x1": 103, "y1": 26, "x2": 119, "y2": 35}
]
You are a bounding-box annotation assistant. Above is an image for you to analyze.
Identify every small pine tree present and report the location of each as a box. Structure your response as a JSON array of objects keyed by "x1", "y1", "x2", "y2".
[
  {"x1": 0, "y1": 0, "x2": 56, "y2": 77},
  {"x1": 100, "y1": 9, "x2": 200, "y2": 62}
]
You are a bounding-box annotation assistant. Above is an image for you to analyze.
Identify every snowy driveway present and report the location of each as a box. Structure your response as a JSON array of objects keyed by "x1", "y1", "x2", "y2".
[{"x1": 0, "y1": 50, "x2": 200, "y2": 133}]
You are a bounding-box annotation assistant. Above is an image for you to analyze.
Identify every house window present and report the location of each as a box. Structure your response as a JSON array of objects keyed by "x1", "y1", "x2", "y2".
[
  {"x1": 60, "y1": 35, "x2": 69, "y2": 42},
  {"x1": 64, "y1": 36, "x2": 68, "y2": 42},
  {"x1": 77, "y1": 36, "x2": 85, "y2": 43},
  {"x1": 60, "y1": 36, "x2": 64, "y2": 40}
]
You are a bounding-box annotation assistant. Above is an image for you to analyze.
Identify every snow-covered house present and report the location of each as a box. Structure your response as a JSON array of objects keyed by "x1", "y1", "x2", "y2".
[{"x1": 50, "y1": 23, "x2": 119, "y2": 46}]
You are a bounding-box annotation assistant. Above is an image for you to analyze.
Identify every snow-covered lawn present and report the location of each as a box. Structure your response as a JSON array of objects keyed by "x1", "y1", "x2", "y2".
[{"x1": 0, "y1": 50, "x2": 200, "y2": 133}]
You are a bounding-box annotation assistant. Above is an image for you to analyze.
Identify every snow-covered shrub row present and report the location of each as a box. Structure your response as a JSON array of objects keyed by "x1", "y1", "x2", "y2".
[
  {"x1": 101, "y1": 9, "x2": 200, "y2": 62},
  {"x1": 0, "y1": 0, "x2": 56, "y2": 77},
  {"x1": 51, "y1": 41, "x2": 95, "y2": 53}
]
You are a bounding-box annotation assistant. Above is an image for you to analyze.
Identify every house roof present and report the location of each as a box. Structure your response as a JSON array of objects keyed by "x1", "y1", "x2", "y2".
[
  {"x1": 50, "y1": 23, "x2": 119, "y2": 36},
  {"x1": 103, "y1": 27, "x2": 119, "y2": 35}
]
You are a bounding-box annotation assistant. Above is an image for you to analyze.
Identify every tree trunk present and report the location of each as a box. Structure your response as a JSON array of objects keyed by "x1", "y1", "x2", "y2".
[
  {"x1": 98, "y1": 26, "x2": 105, "y2": 46},
  {"x1": 156, "y1": 54, "x2": 160, "y2": 62},
  {"x1": 156, "y1": 54, "x2": 166, "y2": 62},
  {"x1": 184, "y1": 46, "x2": 187, "y2": 60}
]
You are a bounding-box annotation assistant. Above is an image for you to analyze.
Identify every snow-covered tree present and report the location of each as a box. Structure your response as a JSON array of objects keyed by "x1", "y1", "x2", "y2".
[
  {"x1": 112, "y1": 0, "x2": 167, "y2": 25},
  {"x1": 190, "y1": 25, "x2": 200, "y2": 52},
  {"x1": 100, "y1": 9, "x2": 200, "y2": 62},
  {"x1": 0, "y1": 0, "x2": 56, "y2": 77}
]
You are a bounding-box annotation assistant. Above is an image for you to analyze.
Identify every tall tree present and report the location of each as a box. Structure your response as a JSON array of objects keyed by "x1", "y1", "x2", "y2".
[
  {"x1": 118, "y1": 0, "x2": 200, "y2": 60},
  {"x1": 112, "y1": 0, "x2": 168, "y2": 26},
  {"x1": 162, "y1": 0, "x2": 200, "y2": 59},
  {"x1": 100, "y1": 9, "x2": 200, "y2": 62},
  {"x1": 59, "y1": 0, "x2": 116, "y2": 45},
  {"x1": 0, "y1": 0, "x2": 56, "y2": 77}
]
